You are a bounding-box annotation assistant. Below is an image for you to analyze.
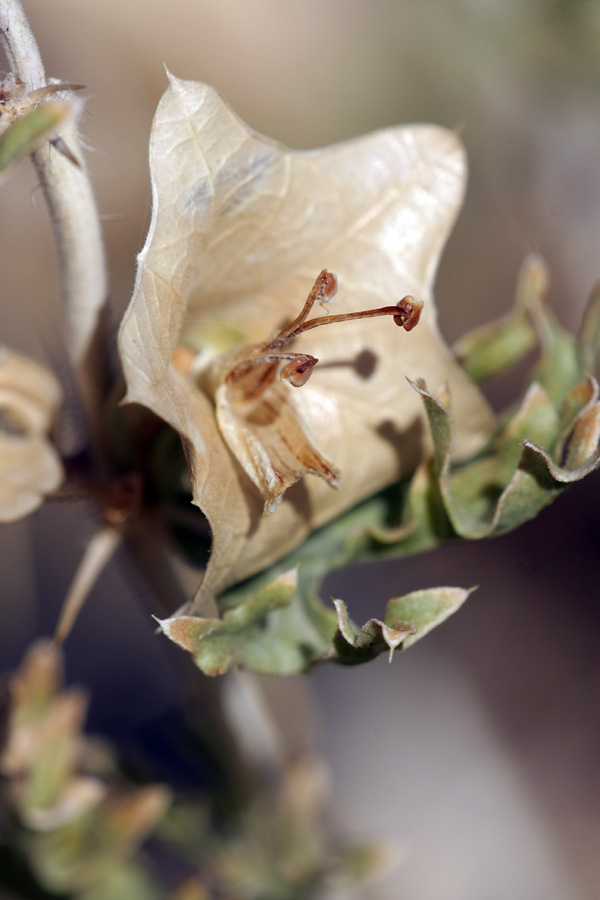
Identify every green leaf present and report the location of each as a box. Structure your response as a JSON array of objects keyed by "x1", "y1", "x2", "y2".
[
  {"x1": 529, "y1": 304, "x2": 583, "y2": 408},
  {"x1": 453, "y1": 254, "x2": 547, "y2": 383},
  {"x1": 0, "y1": 101, "x2": 74, "y2": 179},
  {"x1": 331, "y1": 597, "x2": 416, "y2": 665},
  {"x1": 157, "y1": 571, "x2": 319, "y2": 675},
  {"x1": 411, "y1": 376, "x2": 600, "y2": 539},
  {"x1": 453, "y1": 252, "x2": 595, "y2": 409},
  {"x1": 331, "y1": 586, "x2": 473, "y2": 664},
  {"x1": 387, "y1": 586, "x2": 475, "y2": 649}
]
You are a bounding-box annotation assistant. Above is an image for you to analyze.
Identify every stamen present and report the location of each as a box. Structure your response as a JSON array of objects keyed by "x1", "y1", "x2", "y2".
[
  {"x1": 283, "y1": 294, "x2": 422, "y2": 340},
  {"x1": 279, "y1": 270, "x2": 338, "y2": 336},
  {"x1": 393, "y1": 295, "x2": 423, "y2": 331},
  {"x1": 226, "y1": 271, "x2": 423, "y2": 397}
]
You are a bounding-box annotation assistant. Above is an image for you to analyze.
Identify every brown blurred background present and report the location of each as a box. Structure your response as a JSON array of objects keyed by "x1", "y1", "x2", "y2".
[{"x1": 2, "y1": 1, "x2": 600, "y2": 898}]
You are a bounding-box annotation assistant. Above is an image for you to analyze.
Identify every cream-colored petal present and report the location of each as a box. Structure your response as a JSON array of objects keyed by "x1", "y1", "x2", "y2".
[
  {"x1": 216, "y1": 376, "x2": 339, "y2": 514},
  {"x1": 0, "y1": 347, "x2": 63, "y2": 522},
  {"x1": 0, "y1": 346, "x2": 61, "y2": 431},
  {"x1": 0, "y1": 434, "x2": 63, "y2": 521}
]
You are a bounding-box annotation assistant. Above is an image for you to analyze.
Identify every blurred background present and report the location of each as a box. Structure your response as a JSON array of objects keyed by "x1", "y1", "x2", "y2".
[{"x1": 2, "y1": 1, "x2": 600, "y2": 897}]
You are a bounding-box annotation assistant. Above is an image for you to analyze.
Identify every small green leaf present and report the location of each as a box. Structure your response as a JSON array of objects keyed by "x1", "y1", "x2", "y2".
[
  {"x1": 453, "y1": 254, "x2": 547, "y2": 382},
  {"x1": 387, "y1": 586, "x2": 475, "y2": 649},
  {"x1": 331, "y1": 597, "x2": 416, "y2": 665},
  {"x1": 453, "y1": 252, "x2": 593, "y2": 409},
  {"x1": 158, "y1": 571, "x2": 312, "y2": 675},
  {"x1": 529, "y1": 304, "x2": 583, "y2": 408},
  {"x1": 0, "y1": 100, "x2": 74, "y2": 179}
]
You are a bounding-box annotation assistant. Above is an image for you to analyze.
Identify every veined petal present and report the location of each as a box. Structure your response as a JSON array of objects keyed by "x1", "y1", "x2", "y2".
[{"x1": 216, "y1": 373, "x2": 339, "y2": 514}]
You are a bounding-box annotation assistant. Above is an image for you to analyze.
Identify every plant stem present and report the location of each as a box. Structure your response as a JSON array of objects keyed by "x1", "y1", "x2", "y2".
[
  {"x1": 54, "y1": 526, "x2": 121, "y2": 645},
  {"x1": 0, "y1": 0, "x2": 108, "y2": 464}
]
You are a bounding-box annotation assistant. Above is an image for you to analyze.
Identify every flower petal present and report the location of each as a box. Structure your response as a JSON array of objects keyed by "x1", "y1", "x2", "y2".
[
  {"x1": 0, "y1": 347, "x2": 63, "y2": 522},
  {"x1": 216, "y1": 376, "x2": 339, "y2": 514}
]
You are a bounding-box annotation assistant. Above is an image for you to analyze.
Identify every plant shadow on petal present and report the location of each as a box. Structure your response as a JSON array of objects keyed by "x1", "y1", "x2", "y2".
[
  {"x1": 317, "y1": 349, "x2": 378, "y2": 380},
  {"x1": 376, "y1": 417, "x2": 426, "y2": 483},
  {"x1": 243, "y1": 476, "x2": 313, "y2": 541}
]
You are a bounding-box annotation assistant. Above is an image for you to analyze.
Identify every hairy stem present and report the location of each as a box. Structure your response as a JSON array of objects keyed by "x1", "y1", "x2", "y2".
[{"x1": 0, "y1": 0, "x2": 108, "y2": 463}]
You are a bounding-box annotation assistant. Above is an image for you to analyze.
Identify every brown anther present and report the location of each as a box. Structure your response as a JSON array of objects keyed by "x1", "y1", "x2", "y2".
[
  {"x1": 393, "y1": 295, "x2": 423, "y2": 331},
  {"x1": 317, "y1": 270, "x2": 338, "y2": 302},
  {"x1": 278, "y1": 270, "x2": 338, "y2": 338},
  {"x1": 280, "y1": 354, "x2": 318, "y2": 387}
]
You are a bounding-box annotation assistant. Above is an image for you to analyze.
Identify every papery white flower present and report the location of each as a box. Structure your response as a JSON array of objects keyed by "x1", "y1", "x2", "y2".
[{"x1": 119, "y1": 75, "x2": 494, "y2": 610}]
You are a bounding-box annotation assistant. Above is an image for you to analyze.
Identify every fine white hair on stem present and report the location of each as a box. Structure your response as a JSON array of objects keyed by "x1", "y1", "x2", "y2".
[{"x1": 0, "y1": 0, "x2": 108, "y2": 463}]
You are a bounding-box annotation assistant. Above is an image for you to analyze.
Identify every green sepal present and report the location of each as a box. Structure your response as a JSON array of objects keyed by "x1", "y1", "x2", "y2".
[
  {"x1": 453, "y1": 254, "x2": 546, "y2": 383},
  {"x1": 453, "y1": 252, "x2": 600, "y2": 408}
]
